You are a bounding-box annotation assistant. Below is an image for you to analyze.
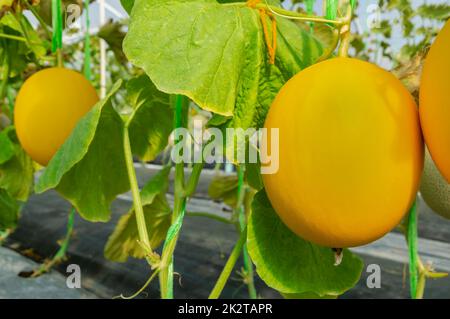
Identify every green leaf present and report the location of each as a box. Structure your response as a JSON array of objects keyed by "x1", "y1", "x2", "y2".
[
  {"x1": 127, "y1": 74, "x2": 173, "y2": 162},
  {"x1": 245, "y1": 161, "x2": 263, "y2": 191},
  {"x1": 0, "y1": 188, "x2": 19, "y2": 230},
  {"x1": 416, "y1": 4, "x2": 450, "y2": 21},
  {"x1": 123, "y1": 0, "x2": 323, "y2": 129},
  {"x1": 0, "y1": 13, "x2": 48, "y2": 58},
  {"x1": 104, "y1": 166, "x2": 172, "y2": 262},
  {"x1": 207, "y1": 113, "x2": 230, "y2": 127},
  {"x1": 0, "y1": 128, "x2": 15, "y2": 164},
  {"x1": 208, "y1": 174, "x2": 238, "y2": 208},
  {"x1": 372, "y1": 20, "x2": 392, "y2": 38},
  {"x1": 120, "y1": 0, "x2": 134, "y2": 14},
  {"x1": 247, "y1": 190, "x2": 363, "y2": 296},
  {"x1": 0, "y1": 16, "x2": 37, "y2": 77},
  {"x1": 35, "y1": 81, "x2": 130, "y2": 222},
  {"x1": 0, "y1": 127, "x2": 33, "y2": 202}
]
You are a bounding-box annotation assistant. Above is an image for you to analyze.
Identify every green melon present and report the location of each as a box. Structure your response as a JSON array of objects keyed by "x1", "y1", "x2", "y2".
[{"x1": 420, "y1": 149, "x2": 450, "y2": 219}]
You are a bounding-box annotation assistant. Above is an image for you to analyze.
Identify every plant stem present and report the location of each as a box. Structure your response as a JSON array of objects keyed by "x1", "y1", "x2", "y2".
[
  {"x1": 0, "y1": 51, "x2": 11, "y2": 115},
  {"x1": 250, "y1": 2, "x2": 344, "y2": 25},
  {"x1": 415, "y1": 273, "x2": 426, "y2": 299},
  {"x1": 241, "y1": 244, "x2": 257, "y2": 298},
  {"x1": 0, "y1": 33, "x2": 26, "y2": 42},
  {"x1": 407, "y1": 200, "x2": 418, "y2": 298},
  {"x1": 159, "y1": 94, "x2": 190, "y2": 299},
  {"x1": 417, "y1": 258, "x2": 447, "y2": 279},
  {"x1": 159, "y1": 196, "x2": 185, "y2": 298},
  {"x1": 184, "y1": 162, "x2": 204, "y2": 197},
  {"x1": 54, "y1": 207, "x2": 75, "y2": 259},
  {"x1": 56, "y1": 48, "x2": 63, "y2": 67},
  {"x1": 403, "y1": 199, "x2": 448, "y2": 299},
  {"x1": 16, "y1": 12, "x2": 31, "y2": 42},
  {"x1": 337, "y1": 4, "x2": 353, "y2": 57},
  {"x1": 209, "y1": 226, "x2": 248, "y2": 299},
  {"x1": 25, "y1": 1, "x2": 52, "y2": 39},
  {"x1": 31, "y1": 207, "x2": 75, "y2": 277},
  {"x1": 238, "y1": 214, "x2": 257, "y2": 299},
  {"x1": 160, "y1": 163, "x2": 205, "y2": 297},
  {"x1": 235, "y1": 165, "x2": 257, "y2": 299},
  {"x1": 158, "y1": 95, "x2": 207, "y2": 298},
  {"x1": 337, "y1": 27, "x2": 350, "y2": 57},
  {"x1": 123, "y1": 126, "x2": 153, "y2": 262}
]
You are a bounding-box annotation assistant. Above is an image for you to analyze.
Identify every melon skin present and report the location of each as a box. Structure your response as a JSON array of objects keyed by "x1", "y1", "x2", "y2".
[{"x1": 420, "y1": 149, "x2": 450, "y2": 220}]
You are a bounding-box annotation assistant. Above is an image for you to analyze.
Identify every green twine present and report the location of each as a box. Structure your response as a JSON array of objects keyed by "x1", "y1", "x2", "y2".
[
  {"x1": 306, "y1": 0, "x2": 314, "y2": 32},
  {"x1": 161, "y1": 200, "x2": 186, "y2": 299},
  {"x1": 325, "y1": 0, "x2": 338, "y2": 20},
  {"x1": 174, "y1": 95, "x2": 186, "y2": 130},
  {"x1": 83, "y1": 0, "x2": 91, "y2": 80},
  {"x1": 160, "y1": 95, "x2": 188, "y2": 299},
  {"x1": 51, "y1": 0, "x2": 63, "y2": 53},
  {"x1": 306, "y1": 0, "x2": 314, "y2": 15},
  {"x1": 407, "y1": 200, "x2": 418, "y2": 299},
  {"x1": 162, "y1": 207, "x2": 185, "y2": 259}
]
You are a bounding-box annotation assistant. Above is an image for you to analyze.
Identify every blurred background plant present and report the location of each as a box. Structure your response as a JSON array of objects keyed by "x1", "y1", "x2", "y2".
[{"x1": 288, "y1": 0, "x2": 450, "y2": 67}]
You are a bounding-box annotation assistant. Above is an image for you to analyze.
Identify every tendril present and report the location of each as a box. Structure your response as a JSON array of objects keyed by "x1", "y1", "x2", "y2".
[
  {"x1": 113, "y1": 269, "x2": 160, "y2": 300},
  {"x1": 247, "y1": 0, "x2": 277, "y2": 65}
]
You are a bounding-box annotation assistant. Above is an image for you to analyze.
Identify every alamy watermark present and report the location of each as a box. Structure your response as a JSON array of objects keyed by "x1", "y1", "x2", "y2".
[
  {"x1": 366, "y1": 264, "x2": 381, "y2": 289},
  {"x1": 66, "y1": 264, "x2": 81, "y2": 289}
]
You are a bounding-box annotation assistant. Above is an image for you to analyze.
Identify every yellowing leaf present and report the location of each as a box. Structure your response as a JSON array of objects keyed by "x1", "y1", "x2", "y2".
[{"x1": 105, "y1": 166, "x2": 172, "y2": 262}]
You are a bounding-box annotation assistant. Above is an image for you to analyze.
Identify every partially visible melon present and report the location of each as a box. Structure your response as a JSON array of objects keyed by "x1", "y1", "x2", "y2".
[{"x1": 420, "y1": 149, "x2": 450, "y2": 219}]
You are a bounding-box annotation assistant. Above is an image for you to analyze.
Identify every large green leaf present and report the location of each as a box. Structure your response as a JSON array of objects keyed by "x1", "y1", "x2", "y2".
[
  {"x1": 0, "y1": 127, "x2": 33, "y2": 202},
  {"x1": 0, "y1": 188, "x2": 19, "y2": 230},
  {"x1": 247, "y1": 190, "x2": 363, "y2": 297},
  {"x1": 104, "y1": 166, "x2": 172, "y2": 262},
  {"x1": 35, "y1": 81, "x2": 130, "y2": 222},
  {"x1": 127, "y1": 74, "x2": 173, "y2": 162},
  {"x1": 123, "y1": 0, "x2": 323, "y2": 129}
]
